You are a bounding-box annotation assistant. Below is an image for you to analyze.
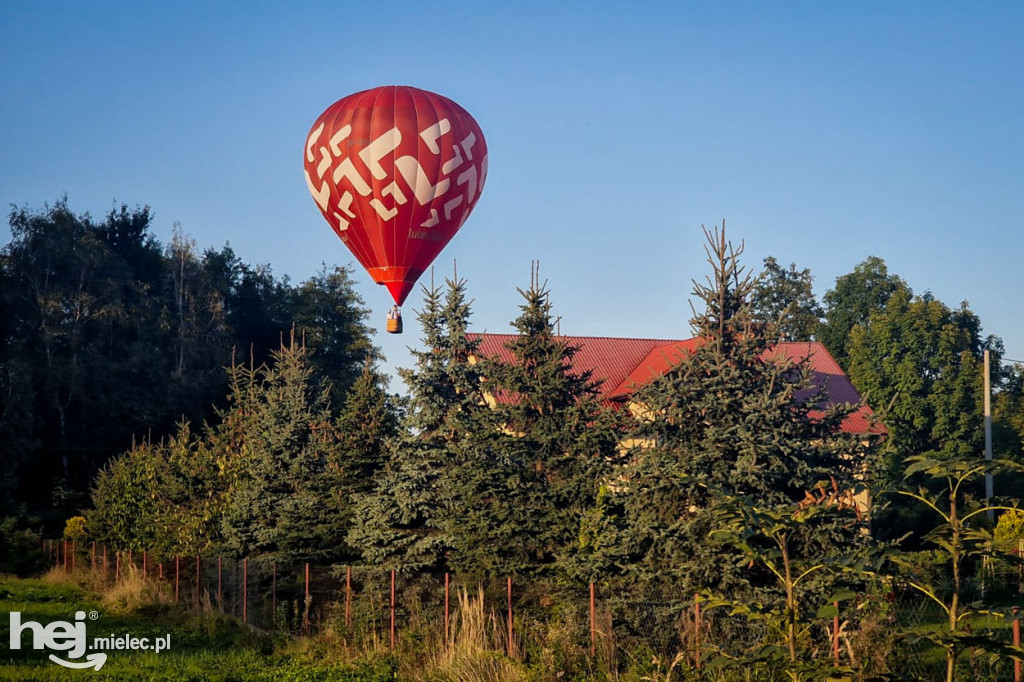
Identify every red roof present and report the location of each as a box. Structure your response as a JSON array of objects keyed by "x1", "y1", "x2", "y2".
[{"x1": 470, "y1": 334, "x2": 883, "y2": 435}]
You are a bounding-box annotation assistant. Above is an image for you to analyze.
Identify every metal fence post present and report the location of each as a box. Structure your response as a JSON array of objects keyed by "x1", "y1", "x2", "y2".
[
  {"x1": 507, "y1": 577, "x2": 513, "y2": 657},
  {"x1": 590, "y1": 582, "x2": 597, "y2": 658},
  {"x1": 1014, "y1": 606, "x2": 1021, "y2": 682},
  {"x1": 345, "y1": 566, "x2": 352, "y2": 629},
  {"x1": 833, "y1": 601, "x2": 840, "y2": 666},
  {"x1": 242, "y1": 558, "x2": 248, "y2": 625},
  {"x1": 390, "y1": 569, "x2": 396, "y2": 649},
  {"x1": 218, "y1": 557, "x2": 223, "y2": 613}
]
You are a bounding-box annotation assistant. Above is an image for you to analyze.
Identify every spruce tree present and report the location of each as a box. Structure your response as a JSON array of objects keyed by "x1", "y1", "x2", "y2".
[
  {"x1": 619, "y1": 225, "x2": 869, "y2": 596},
  {"x1": 347, "y1": 277, "x2": 495, "y2": 574},
  {"x1": 219, "y1": 334, "x2": 348, "y2": 563},
  {"x1": 477, "y1": 266, "x2": 624, "y2": 580}
]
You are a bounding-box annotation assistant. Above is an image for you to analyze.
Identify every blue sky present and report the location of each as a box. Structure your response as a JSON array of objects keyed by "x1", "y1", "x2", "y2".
[{"x1": 3, "y1": 1, "x2": 1022, "y2": 380}]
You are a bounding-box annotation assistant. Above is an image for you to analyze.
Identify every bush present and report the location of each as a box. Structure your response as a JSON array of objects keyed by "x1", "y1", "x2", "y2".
[{"x1": 0, "y1": 516, "x2": 44, "y2": 576}]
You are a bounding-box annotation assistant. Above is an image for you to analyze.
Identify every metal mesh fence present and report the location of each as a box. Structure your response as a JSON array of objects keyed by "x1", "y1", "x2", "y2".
[{"x1": 42, "y1": 539, "x2": 1024, "y2": 679}]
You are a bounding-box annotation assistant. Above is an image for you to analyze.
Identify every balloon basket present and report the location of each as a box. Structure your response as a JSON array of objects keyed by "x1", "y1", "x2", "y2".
[{"x1": 386, "y1": 317, "x2": 403, "y2": 334}]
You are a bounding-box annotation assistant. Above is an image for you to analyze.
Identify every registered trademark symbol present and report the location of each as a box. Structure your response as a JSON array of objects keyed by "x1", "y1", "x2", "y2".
[{"x1": 89, "y1": 611, "x2": 99, "y2": 620}]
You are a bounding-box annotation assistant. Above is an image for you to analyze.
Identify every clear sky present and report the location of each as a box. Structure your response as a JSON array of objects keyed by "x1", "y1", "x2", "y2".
[{"x1": 3, "y1": 1, "x2": 1022, "y2": 381}]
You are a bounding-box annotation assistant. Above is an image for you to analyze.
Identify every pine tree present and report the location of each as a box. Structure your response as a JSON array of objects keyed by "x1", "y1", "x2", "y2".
[{"x1": 619, "y1": 225, "x2": 869, "y2": 596}]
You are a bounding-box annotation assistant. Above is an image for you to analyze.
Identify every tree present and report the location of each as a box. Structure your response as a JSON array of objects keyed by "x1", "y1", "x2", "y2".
[
  {"x1": 618, "y1": 226, "x2": 869, "y2": 599},
  {"x1": 477, "y1": 265, "x2": 625, "y2": 580},
  {"x1": 333, "y1": 364, "x2": 400, "y2": 498},
  {"x1": 887, "y1": 455, "x2": 1024, "y2": 682},
  {"x1": 751, "y1": 256, "x2": 823, "y2": 341},
  {"x1": 292, "y1": 265, "x2": 378, "y2": 403},
  {"x1": 817, "y1": 255, "x2": 910, "y2": 369},
  {"x1": 219, "y1": 335, "x2": 349, "y2": 563},
  {"x1": 347, "y1": 277, "x2": 494, "y2": 574},
  {"x1": 845, "y1": 290, "x2": 998, "y2": 489}
]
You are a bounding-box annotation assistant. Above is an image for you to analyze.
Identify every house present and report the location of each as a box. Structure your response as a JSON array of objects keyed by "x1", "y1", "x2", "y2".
[
  {"x1": 471, "y1": 333, "x2": 884, "y2": 513},
  {"x1": 470, "y1": 334, "x2": 882, "y2": 436}
]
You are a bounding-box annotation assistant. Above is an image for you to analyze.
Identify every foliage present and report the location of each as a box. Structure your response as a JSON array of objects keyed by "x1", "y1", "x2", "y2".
[
  {"x1": 816, "y1": 255, "x2": 910, "y2": 369},
  {"x1": 0, "y1": 199, "x2": 378, "y2": 531},
  {"x1": 706, "y1": 487, "x2": 870, "y2": 681},
  {"x1": 218, "y1": 335, "x2": 352, "y2": 563},
  {"x1": 751, "y1": 256, "x2": 824, "y2": 341},
  {"x1": 885, "y1": 454, "x2": 1024, "y2": 682},
  {"x1": 0, "y1": 516, "x2": 45, "y2": 576},
  {"x1": 994, "y1": 508, "x2": 1024, "y2": 553},
  {"x1": 845, "y1": 288, "x2": 1000, "y2": 516},
  {"x1": 470, "y1": 264, "x2": 625, "y2": 581},
  {"x1": 616, "y1": 225, "x2": 870, "y2": 599},
  {"x1": 348, "y1": 276, "x2": 494, "y2": 574}
]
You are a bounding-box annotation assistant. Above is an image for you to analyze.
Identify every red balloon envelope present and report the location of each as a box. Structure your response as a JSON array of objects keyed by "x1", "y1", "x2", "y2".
[{"x1": 304, "y1": 85, "x2": 488, "y2": 306}]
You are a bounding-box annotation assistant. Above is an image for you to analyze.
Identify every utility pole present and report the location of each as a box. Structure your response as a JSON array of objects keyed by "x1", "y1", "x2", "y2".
[{"x1": 985, "y1": 349, "x2": 994, "y2": 522}]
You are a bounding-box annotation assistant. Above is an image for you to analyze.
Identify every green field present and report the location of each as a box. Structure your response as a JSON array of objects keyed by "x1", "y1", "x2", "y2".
[{"x1": 0, "y1": 575, "x2": 397, "y2": 682}]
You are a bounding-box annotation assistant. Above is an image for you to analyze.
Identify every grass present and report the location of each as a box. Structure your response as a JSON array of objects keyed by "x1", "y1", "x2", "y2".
[{"x1": 0, "y1": 572, "x2": 397, "y2": 681}]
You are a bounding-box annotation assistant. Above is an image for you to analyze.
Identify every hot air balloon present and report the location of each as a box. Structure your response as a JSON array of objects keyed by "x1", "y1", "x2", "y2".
[{"x1": 304, "y1": 85, "x2": 488, "y2": 333}]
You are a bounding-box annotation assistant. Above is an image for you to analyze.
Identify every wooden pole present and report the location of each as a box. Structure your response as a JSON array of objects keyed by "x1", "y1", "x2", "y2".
[
  {"x1": 390, "y1": 569, "x2": 396, "y2": 649},
  {"x1": 590, "y1": 582, "x2": 596, "y2": 658},
  {"x1": 175, "y1": 555, "x2": 180, "y2": 603},
  {"x1": 218, "y1": 558, "x2": 223, "y2": 613},
  {"x1": 196, "y1": 555, "x2": 201, "y2": 606},
  {"x1": 63, "y1": 540, "x2": 68, "y2": 572},
  {"x1": 91, "y1": 541, "x2": 96, "y2": 572},
  {"x1": 345, "y1": 566, "x2": 352, "y2": 628},
  {"x1": 985, "y1": 349, "x2": 994, "y2": 522},
  {"x1": 242, "y1": 558, "x2": 248, "y2": 625},
  {"x1": 71, "y1": 541, "x2": 75, "y2": 572},
  {"x1": 304, "y1": 563, "x2": 310, "y2": 635},
  {"x1": 833, "y1": 601, "x2": 840, "y2": 666},
  {"x1": 445, "y1": 572, "x2": 450, "y2": 644},
  {"x1": 143, "y1": 550, "x2": 147, "y2": 578},
  {"x1": 103, "y1": 547, "x2": 108, "y2": 582},
  {"x1": 115, "y1": 551, "x2": 120, "y2": 583},
  {"x1": 272, "y1": 561, "x2": 277, "y2": 620}
]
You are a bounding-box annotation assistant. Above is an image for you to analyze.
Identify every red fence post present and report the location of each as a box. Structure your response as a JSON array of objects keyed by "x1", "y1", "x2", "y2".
[
  {"x1": 63, "y1": 540, "x2": 68, "y2": 572},
  {"x1": 115, "y1": 551, "x2": 120, "y2": 583},
  {"x1": 1014, "y1": 606, "x2": 1021, "y2": 682},
  {"x1": 590, "y1": 582, "x2": 596, "y2": 658},
  {"x1": 345, "y1": 566, "x2": 352, "y2": 629},
  {"x1": 833, "y1": 601, "x2": 840, "y2": 667},
  {"x1": 507, "y1": 577, "x2": 513, "y2": 657},
  {"x1": 71, "y1": 541, "x2": 75, "y2": 573},
  {"x1": 143, "y1": 550, "x2": 148, "y2": 578},
  {"x1": 304, "y1": 563, "x2": 310, "y2": 635},
  {"x1": 128, "y1": 548, "x2": 132, "y2": 573},
  {"x1": 694, "y1": 593, "x2": 702, "y2": 670},
  {"x1": 390, "y1": 569, "x2": 396, "y2": 649},
  {"x1": 242, "y1": 558, "x2": 248, "y2": 625}
]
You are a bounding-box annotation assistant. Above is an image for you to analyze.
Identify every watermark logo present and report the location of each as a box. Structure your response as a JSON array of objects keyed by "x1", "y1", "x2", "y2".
[{"x1": 8, "y1": 610, "x2": 171, "y2": 671}]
